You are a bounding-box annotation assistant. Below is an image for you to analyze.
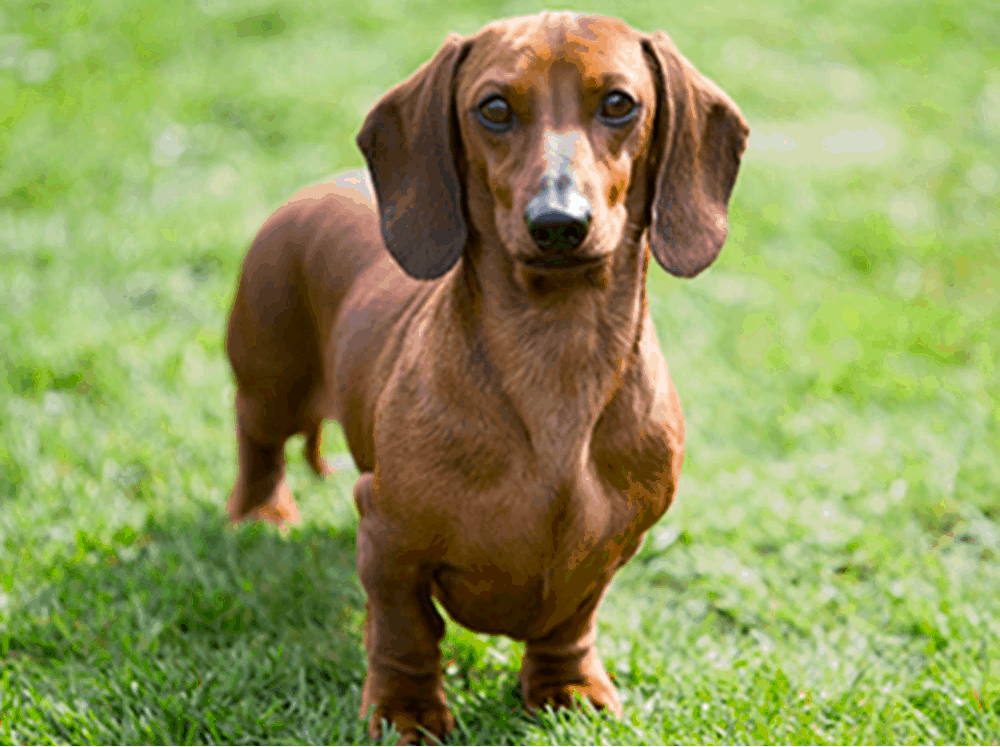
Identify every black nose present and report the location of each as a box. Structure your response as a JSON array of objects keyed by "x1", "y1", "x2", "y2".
[{"x1": 525, "y1": 183, "x2": 592, "y2": 252}]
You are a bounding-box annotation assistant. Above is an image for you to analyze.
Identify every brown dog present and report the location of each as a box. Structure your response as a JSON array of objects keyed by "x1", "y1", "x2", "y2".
[{"x1": 225, "y1": 12, "x2": 748, "y2": 743}]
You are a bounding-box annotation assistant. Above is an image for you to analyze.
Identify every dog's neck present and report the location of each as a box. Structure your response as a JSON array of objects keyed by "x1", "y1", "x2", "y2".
[{"x1": 450, "y1": 231, "x2": 651, "y2": 476}]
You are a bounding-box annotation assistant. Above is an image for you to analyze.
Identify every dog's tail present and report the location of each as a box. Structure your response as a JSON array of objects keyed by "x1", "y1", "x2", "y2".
[{"x1": 304, "y1": 421, "x2": 333, "y2": 477}]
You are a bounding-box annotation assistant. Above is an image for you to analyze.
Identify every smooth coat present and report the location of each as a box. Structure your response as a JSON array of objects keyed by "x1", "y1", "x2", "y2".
[{"x1": 225, "y1": 12, "x2": 748, "y2": 744}]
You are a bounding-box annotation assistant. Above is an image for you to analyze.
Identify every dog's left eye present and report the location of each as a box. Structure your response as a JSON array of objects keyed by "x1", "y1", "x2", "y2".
[{"x1": 599, "y1": 91, "x2": 638, "y2": 124}]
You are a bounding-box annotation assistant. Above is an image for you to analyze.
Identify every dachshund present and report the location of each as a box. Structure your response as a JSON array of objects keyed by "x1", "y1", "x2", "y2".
[{"x1": 225, "y1": 12, "x2": 748, "y2": 743}]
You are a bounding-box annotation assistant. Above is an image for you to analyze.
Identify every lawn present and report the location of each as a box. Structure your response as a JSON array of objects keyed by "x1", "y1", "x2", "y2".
[{"x1": 1, "y1": 0, "x2": 999, "y2": 743}]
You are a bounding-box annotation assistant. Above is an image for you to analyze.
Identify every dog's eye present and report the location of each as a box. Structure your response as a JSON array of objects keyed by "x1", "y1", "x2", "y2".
[
  {"x1": 599, "y1": 91, "x2": 637, "y2": 124},
  {"x1": 478, "y1": 96, "x2": 513, "y2": 129}
]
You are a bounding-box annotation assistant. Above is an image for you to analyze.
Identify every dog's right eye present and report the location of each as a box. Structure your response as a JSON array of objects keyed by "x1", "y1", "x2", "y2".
[{"x1": 477, "y1": 96, "x2": 513, "y2": 131}]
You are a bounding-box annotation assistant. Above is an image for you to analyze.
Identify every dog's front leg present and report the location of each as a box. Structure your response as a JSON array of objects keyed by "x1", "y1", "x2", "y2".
[
  {"x1": 520, "y1": 587, "x2": 623, "y2": 718},
  {"x1": 353, "y1": 473, "x2": 453, "y2": 745}
]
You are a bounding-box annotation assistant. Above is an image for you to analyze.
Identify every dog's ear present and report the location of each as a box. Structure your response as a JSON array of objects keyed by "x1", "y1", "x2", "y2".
[
  {"x1": 642, "y1": 32, "x2": 750, "y2": 278},
  {"x1": 357, "y1": 34, "x2": 471, "y2": 280}
]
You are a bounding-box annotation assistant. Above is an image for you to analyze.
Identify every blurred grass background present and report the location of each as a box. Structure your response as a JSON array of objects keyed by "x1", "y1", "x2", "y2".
[{"x1": 1, "y1": 0, "x2": 999, "y2": 743}]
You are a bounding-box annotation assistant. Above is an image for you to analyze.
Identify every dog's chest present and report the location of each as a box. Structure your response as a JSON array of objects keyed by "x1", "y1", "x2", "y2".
[
  {"x1": 432, "y1": 448, "x2": 662, "y2": 640},
  {"x1": 379, "y1": 309, "x2": 681, "y2": 640}
]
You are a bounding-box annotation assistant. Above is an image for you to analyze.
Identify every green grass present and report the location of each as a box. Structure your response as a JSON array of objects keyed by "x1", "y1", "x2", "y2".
[{"x1": 1, "y1": 0, "x2": 999, "y2": 743}]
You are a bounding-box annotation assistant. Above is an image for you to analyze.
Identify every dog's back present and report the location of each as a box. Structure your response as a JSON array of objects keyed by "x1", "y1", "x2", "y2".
[{"x1": 226, "y1": 173, "x2": 381, "y2": 393}]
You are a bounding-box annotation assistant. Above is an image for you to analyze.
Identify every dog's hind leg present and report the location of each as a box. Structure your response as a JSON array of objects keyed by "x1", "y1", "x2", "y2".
[
  {"x1": 224, "y1": 207, "x2": 332, "y2": 526},
  {"x1": 224, "y1": 172, "x2": 381, "y2": 525},
  {"x1": 226, "y1": 387, "x2": 301, "y2": 527}
]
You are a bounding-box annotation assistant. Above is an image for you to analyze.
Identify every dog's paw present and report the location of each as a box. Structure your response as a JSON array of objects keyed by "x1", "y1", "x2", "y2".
[
  {"x1": 361, "y1": 668, "x2": 454, "y2": 746},
  {"x1": 523, "y1": 678, "x2": 623, "y2": 718},
  {"x1": 367, "y1": 701, "x2": 455, "y2": 745},
  {"x1": 247, "y1": 498, "x2": 300, "y2": 528},
  {"x1": 227, "y1": 481, "x2": 300, "y2": 528},
  {"x1": 520, "y1": 647, "x2": 623, "y2": 718},
  {"x1": 524, "y1": 682, "x2": 622, "y2": 718}
]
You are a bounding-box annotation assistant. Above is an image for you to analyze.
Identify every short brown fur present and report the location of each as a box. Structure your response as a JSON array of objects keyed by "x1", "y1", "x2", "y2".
[{"x1": 225, "y1": 12, "x2": 748, "y2": 743}]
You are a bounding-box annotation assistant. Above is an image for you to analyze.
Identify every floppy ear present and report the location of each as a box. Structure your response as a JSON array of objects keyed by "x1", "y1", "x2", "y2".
[
  {"x1": 356, "y1": 34, "x2": 471, "y2": 280},
  {"x1": 642, "y1": 31, "x2": 750, "y2": 278}
]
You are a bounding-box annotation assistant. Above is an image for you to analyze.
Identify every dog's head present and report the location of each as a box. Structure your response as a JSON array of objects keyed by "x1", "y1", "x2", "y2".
[{"x1": 357, "y1": 13, "x2": 749, "y2": 283}]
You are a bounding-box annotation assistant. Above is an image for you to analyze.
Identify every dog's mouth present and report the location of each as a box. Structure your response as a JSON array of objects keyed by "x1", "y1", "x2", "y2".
[{"x1": 521, "y1": 254, "x2": 605, "y2": 272}]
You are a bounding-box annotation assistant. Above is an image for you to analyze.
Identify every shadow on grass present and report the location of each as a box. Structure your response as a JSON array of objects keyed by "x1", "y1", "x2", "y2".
[
  {"x1": 11, "y1": 507, "x2": 364, "y2": 655},
  {"x1": 4, "y1": 507, "x2": 542, "y2": 745},
  {"x1": 3, "y1": 508, "x2": 378, "y2": 744}
]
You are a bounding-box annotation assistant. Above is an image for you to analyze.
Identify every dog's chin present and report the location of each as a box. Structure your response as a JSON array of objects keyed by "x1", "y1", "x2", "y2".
[
  {"x1": 513, "y1": 252, "x2": 612, "y2": 293},
  {"x1": 522, "y1": 247, "x2": 613, "y2": 270},
  {"x1": 511, "y1": 239, "x2": 611, "y2": 271}
]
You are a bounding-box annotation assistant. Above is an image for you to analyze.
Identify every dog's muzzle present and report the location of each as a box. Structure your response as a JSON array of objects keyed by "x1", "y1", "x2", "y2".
[{"x1": 524, "y1": 175, "x2": 593, "y2": 264}]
